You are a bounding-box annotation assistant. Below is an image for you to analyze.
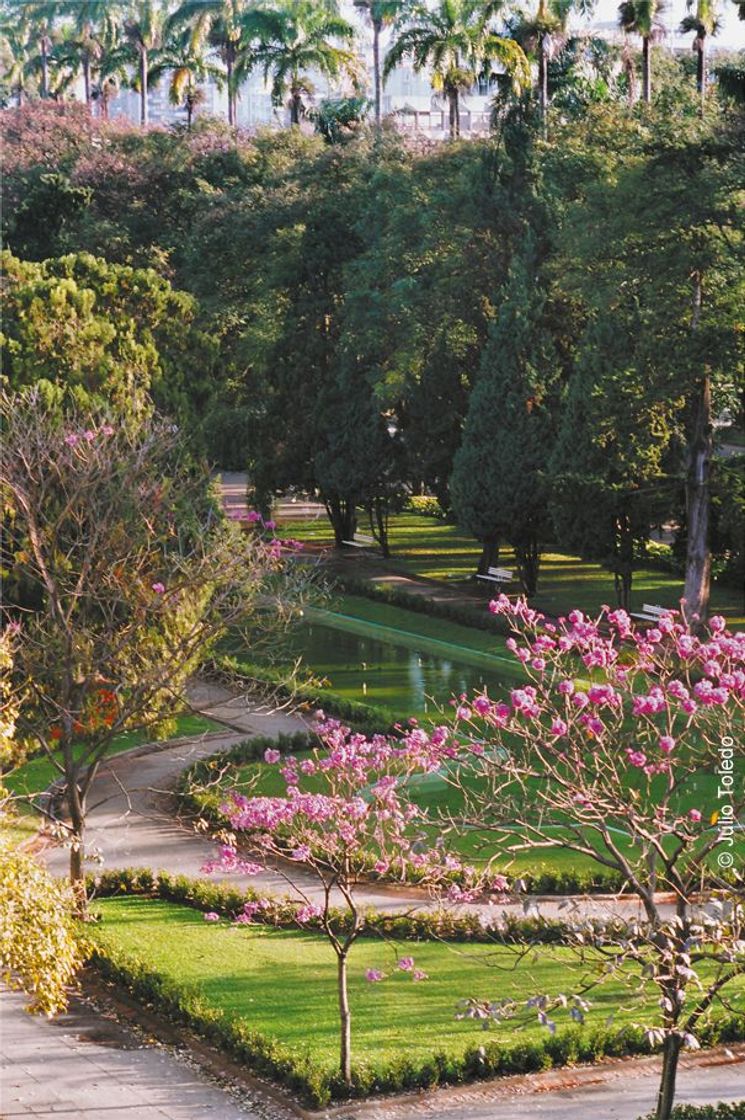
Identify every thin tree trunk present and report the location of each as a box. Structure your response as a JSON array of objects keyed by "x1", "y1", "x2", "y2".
[
  {"x1": 41, "y1": 38, "x2": 49, "y2": 98},
  {"x1": 83, "y1": 53, "x2": 92, "y2": 108},
  {"x1": 67, "y1": 785, "x2": 88, "y2": 915},
  {"x1": 290, "y1": 91, "x2": 300, "y2": 126},
  {"x1": 655, "y1": 1034, "x2": 682, "y2": 1120},
  {"x1": 642, "y1": 35, "x2": 651, "y2": 103},
  {"x1": 683, "y1": 272, "x2": 711, "y2": 622},
  {"x1": 516, "y1": 536, "x2": 540, "y2": 597},
  {"x1": 325, "y1": 497, "x2": 357, "y2": 548},
  {"x1": 447, "y1": 89, "x2": 460, "y2": 139},
  {"x1": 476, "y1": 537, "x2": 499, "y2": 576},
  {"x1": 187, "y1": 101, "x2": 193, "y2": 130},
  {"x1": 337, "y1": 952, "x2": 352, "y2": 1084},
  {"x1": 373, "y1": 19, "x2": 382, "y2": 126},
  {"x1": 539, "y1": 35, "x2": 548, "y2": 121},
  {"x1": 140, "y1": 47, "x2": 148, "y2": 127},
  {"x1": 697, "y1": 37, "x2": 706, "y2": 108},
  {"x1": 226, "y1": 53, "x2": 234, "y2": 125}
]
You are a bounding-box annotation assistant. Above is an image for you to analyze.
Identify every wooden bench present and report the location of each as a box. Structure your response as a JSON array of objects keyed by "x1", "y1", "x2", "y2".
[
  {"x1": 630, "y1": 603, "x2": 666, "y2": 623},
  {"x1": 342, "y1": 533, "x2": 375, "y2": 549},
  {"x1": 475, "y1": 566, "x2": 513, "y2": 586}
]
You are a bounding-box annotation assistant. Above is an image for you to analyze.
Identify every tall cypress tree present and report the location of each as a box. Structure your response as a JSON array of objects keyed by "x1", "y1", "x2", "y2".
[{"x1": 450, "y1": 246, "x2": 560, "y2": 595}]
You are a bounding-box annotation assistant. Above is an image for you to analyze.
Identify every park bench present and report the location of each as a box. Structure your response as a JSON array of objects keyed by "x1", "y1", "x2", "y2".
[
  {"x1": 475, "y1": 566, "x2": 513, "y2": 587},
  {"x1": 342, "y1": 533, "x2": 376, "y2": 549},
  {"x1": 630, "y1": 603, "x2": 667, "y2": 624}
]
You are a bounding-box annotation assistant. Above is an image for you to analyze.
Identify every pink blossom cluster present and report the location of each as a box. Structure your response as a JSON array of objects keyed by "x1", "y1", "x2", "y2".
[
  {"x1": 365, "y1": 957, "x2": 429, "y2": 983},
  {"x1": 63, "y1": 424, "x2": 115, "y2": 448}
]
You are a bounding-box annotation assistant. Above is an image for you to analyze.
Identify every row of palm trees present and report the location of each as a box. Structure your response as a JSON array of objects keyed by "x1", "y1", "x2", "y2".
[{"x1": 0, "y1": 0, "x2": 738, "y2": 134}]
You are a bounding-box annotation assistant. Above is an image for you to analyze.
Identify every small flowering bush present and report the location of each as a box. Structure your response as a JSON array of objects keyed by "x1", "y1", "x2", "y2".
[
  {"x1": 203, "y1": 713, "x2": 487, "y2": 1085},
  {"x1": 441, "y1": 598, "x2": 744, "y2": 1120}
]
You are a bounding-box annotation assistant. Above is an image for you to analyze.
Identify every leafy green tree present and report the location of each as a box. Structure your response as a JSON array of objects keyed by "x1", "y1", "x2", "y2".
[
  {"x1": 250, "y1": 0, "x2": 361, "y2": 126},
  {"x1": 385, "y1": 0, "x2": 529, "y2": 139},
  {"x1": 311, "y1": 94, "x2": 369, "y2": 141},
  {"x1": 1, "y1": 0, "x2": 58, "y2": 99},
  {"x1": 0, "y1": 252, "x2": 213, "y2": 423},
  {"x1": 617, "y1": 0, "x2": 666, "y2": 103},
  {"x1": 123, "y1": 0, "x2": 170, "y2": 127},
  {"x1": 59, "y1": 0, "x2": 124, "y2": 110},
  {"x1": 450, "y1": 248, "x2": 561, "y2": 592},
  {"x1": 0, "y1": 6, "x2": 35, "y2": 105},
  {"x1": 151, "y1": 23, "x2": 221, "y2": 127},
  {"x1": 509, "y1": 0, "x2": 595, "y2": 123}
]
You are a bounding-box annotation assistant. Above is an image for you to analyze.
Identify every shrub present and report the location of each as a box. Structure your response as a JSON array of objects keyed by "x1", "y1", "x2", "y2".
[
  {"x1": 334, "y1": 575, "x2": 510, "y2": 635},
  {"x1": 637, "y1": 1106, "x2": 745, "y2": 1120},
  {"x1": 403, "y1": 495, "x2": 449, "y2": 520}
]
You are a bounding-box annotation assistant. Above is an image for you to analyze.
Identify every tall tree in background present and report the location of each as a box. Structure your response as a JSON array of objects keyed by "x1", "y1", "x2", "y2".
[
  {"x1": 510, "y1": 0, "x2": 595, "y2": 123},
  {"x1": 61, "y1": 0, "x2": 123, "y2": 110},
  {"x1": 385, "y1": 0, "x2": 529, "y2": 139},
  {"x1": 170, "y1": 0, "x2": 249, "y2": 125},
  {"x1": 151, "y1": 25, "x2": 221, "y2": 127},
  {"x1": 617, "y1": 0, "x2": 666, "y2": 103},
  {"x1": 124, "y1": 0, "x2": 170, "y2": 126},
  {"x1": 6, "y1": 1, "x2": 58, "y2": 99},
  {"x1": 250, "y1": 0, "x2": 360, "y2": 126},
  {"x1": 680, "y1": 0, "x2": 720, "y2": 107},
  {"x1": 450, "y1": 246, "x2": 560, "y2": 591},
  {"x1": 353, "y1": 0, "x2": 401, "y2": 126}
]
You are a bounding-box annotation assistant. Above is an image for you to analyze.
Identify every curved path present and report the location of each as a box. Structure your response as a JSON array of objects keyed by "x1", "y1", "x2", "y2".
[{"x1": 40, "y1": 681, "x2": 677, "y2": 925}]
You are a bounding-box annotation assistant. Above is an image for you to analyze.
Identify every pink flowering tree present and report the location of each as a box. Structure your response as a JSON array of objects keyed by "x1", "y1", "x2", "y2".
[
  {"x1": 2, "y1": 389, "x2": 312, "y2": 909},
  {"x1": 442, "y1": 596, "x2": 744, "y2": 1120},
  {"x1": 205, "y1": 715, "x2": 483, "y2": 1086}
]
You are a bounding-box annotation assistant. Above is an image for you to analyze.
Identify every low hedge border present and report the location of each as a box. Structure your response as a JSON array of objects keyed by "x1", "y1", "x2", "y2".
[
  {"x1": 86, "y1": 867, "x2": 661, "y2": 947},
  {"x1": 334, "y1": 574, "x2": 510, "y2": 636},
  {"x1": 638, "y1": 1107, "x2": 745, "y2": 1120},
  {"x1": 86, "y1": 913, "x2": 745, "y2": 1109}
]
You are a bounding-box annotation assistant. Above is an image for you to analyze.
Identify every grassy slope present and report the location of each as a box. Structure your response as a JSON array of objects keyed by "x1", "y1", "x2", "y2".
[
  {"x1": 284, "y1": 513, "x2": 744, "y2": 627},
  {"x1": 92, "y1": 896, "x2": 744, "y2": 1073},
  {"x1": 3, "y1": 714, "x2": 222, "y2": 804}
]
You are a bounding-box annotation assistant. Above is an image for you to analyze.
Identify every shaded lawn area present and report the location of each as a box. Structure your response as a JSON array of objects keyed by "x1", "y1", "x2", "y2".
[
  {"x1": 190, "y1": 746, "x2": 743, "y2": 879},
  {"x1": 4, "y1": 713, "x2": 223, "y2": 805},
  {"x1": 282, "y1": 513, "x2": 744, "y2": 627},
  {"x1": 91, "y1": 897, "x2": 744, "y2": 1074}
]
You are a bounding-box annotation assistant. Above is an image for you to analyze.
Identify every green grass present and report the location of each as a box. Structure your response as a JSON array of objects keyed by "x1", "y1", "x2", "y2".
[
  {"x1": 3, "y1": 714, "x2": 222, "y2": 804},
  {"x1": 92, "y1": 896, "x2": 744, "y2": 1074},
  {"x1": 283, "y1": 512, "x2": 744, "y2": 627}
]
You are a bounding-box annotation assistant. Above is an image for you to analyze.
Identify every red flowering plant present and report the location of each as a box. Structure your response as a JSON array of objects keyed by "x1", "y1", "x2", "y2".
[
  {"x1": 203, "y1": 713, "x2": 497, "y2": 1086},
  {"x1": 439, "y1": 596, "x2": 744, "y2": 1120}
]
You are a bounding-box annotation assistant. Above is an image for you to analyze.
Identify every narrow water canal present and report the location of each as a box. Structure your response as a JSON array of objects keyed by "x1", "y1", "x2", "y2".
[{"x1": 286, "y1": 609, "x2": 509, "y2": 714}]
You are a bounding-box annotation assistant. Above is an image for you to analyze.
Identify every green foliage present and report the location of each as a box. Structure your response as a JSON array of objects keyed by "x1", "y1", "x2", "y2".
[
  {"x1": 637, "y1": 1107, "x2": 745, "y2": 1120},
  {"x1": 0, "y1": 840, "x2": 83, "y2": 1015}
]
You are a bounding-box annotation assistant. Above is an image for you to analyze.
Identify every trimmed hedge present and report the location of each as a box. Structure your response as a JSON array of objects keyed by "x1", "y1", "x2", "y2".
[
  {"x1": 638, "y1": 1107, "x2": 745, "y2": 1120},
  {"x1": 87, "y1": 867, "x2": 657, "y2": 947},
  {"x1": 86, "y1": 904, "x2": 745, "y2": 1108},
  {"x1": 333, "y1": 574, "x2": 510, "y2": 636},
  {"x1": 403, "y1": 495, "x2": 449, "y2": 520}
]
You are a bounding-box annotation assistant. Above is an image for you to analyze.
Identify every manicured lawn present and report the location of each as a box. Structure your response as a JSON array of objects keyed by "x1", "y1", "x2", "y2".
[
  {"x1": 282, "y1": 513, "x2": 744, "y2": 627},
  {"x1": 4, "y1": 714, "x2": 223, "y2": 804},
  {"x1": 92, "y1": 896, "x2": 744, "y2": 1074}
]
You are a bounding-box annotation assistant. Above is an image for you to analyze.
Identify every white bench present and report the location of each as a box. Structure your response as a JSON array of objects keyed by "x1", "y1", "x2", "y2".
[
  {"x1": 475, "y1": 566, "x2": 513, "y2": 586},
  {"x1": 630, "y1": 603, "x2": 666, "y2": 623},
  {"x1": 342, "y1": 533, "x2": 375, "y2": 549}
]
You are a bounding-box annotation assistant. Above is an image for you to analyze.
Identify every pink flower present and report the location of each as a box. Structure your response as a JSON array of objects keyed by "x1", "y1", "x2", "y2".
[
  {"x1": 412, "y1": 969, "x2": 429, "y2": 982},
  {"x1": 550, "y1": 718, "x2": 568, "y2": 738},
  {"x1": 658, "y1": 736, "x2": 676, "y2": 754},
  {"x1": 151, "y1": 582, "x2": 165, "y2": 595},
  {"x1": 295, "y1": 904, "x2": 322, "y2": 924},
  {"x1": 264, "y1": 748, "x2": 281, "y2": 764},
  {"x1": 397, "y1": 956, "x2": 415, "y2": 971},
  {"x1": 688, "y1": 809, "x2": 702, "y2": 823},
  {"x1": 83, "y1": 429, "x2": 96, "y2": 442},
  {"x1": 100, "y1": 424, "x2": 115, "y2": 437},
  {"x1": 246, "y1": 510, "x2": 262, "y2": 523},
  {"x1": 264, "y1": 519, "x2": 276, "y2": 531},
  {"x1": 64, "y1": 433, "x2": 78, "y2": 446},
  {"x1": 203, "y1": 912, "x2": 220, "y2": 922},
  {"x1": 365, "y1": 968, "x2": 385, "y2": 982},
  {"x1": 627, "y1": 749, "x2": 647, "y2": 768},
  {"x1": 558, "y1": 679, "x2": 575, "y2": 696}
]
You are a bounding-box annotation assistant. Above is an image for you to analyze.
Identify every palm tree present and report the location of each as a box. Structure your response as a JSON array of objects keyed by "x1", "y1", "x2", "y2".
[
  {"x1": 0, "y1": 14, "x2": 34, "y2": 105},
  {"x1": 680, "y1": 0, "x2": 720, "y2": 108},
  {"x1": 249, "y1": 0, "x2": 361, "y2": 127},
  {"x1": 353, "y1": 0, "x2": 401, "y2": 126},
  {"x1": 617, "y1": 0, "x2": 665, "y2": 103},
  {"x1": 124, "y1": 0, "x2": 169, "y2": 127},
  {"x1": 11, "y1": 1, "x2": 58, "y2": 98},
  {"x1": 384, "y1": 0, "x2": 529, "y2": 140},
  {"x1": 60, "y1": 0, "x2": 123, "y2": 110},
  {"x1": 169, "y1": 0, "x2": 250, "y2": 126},
  {"x1": 510, "y1": 0, "x2": 595, "y2": 123},
  {"x1": 150, "y1": 27, "x2": 222, "y2": 127}
]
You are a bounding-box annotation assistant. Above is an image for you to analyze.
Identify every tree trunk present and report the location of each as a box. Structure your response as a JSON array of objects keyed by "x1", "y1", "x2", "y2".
[
  {"x1": 140, "y1": 47, "x2": 148, "y2": 127},
  {"x1": 41, "y1": 38, "x2": 49, "y2": 99},
  {"x1": 290, "y1": 91, "x2": 301, "y2": 126},
  {"x1": 337, "y1": 952, "x2": 352, "y2": 1084},
  {"x1": 83, "y1": 53, "x2": 92, "y2": 109},
  {"x1": 187, "y1": 101, "x2": 193, "y2": 130},
  {"x1": 447, "y1": 89, "x2": 459, "y2": 139},
  {"x1": 67, "y1": 785, "x2": 88, "y2": 915},
  {"x1": 697, "y1": 37, "x2": 706, "y2": 109},
  {"x1": 325, "y1": 497, "x2": 357, "y2": 548},
  {"x1": 655, "y1": 1033, "x2": 682, "y2": 1120},
  {"x1": 614, "y1": 512, "x2": 634, "y2": 611},
  {"x1": 539, "y1": 35, "x2": 548, "y2": 122},
  {"x1": 373, "y1": 20, "x2": 382, "y2": 126},
  {"x1": 516, "y1": 536, "x2": 540, "y2": 597},
  {"x1": 227, "y1": 53, "x2": 234, "y2": 125},
  {"x1": 642, "y1": 35, "x2": 651, "y2": 103},
  {"x1": 368, "y1": 498, "x2": 390, "y2": 558},
  {"x1": 476, "y1": 537, "x2": 499, "y2": 576},
  {"x1": 683, "y1": 273, "x2": 711, "y2": 623}
]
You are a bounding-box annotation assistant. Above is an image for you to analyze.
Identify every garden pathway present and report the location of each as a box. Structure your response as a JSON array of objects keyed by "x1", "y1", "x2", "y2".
[{"x1": 39, "y1": 681, "x2": 678, "y2": 925}]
